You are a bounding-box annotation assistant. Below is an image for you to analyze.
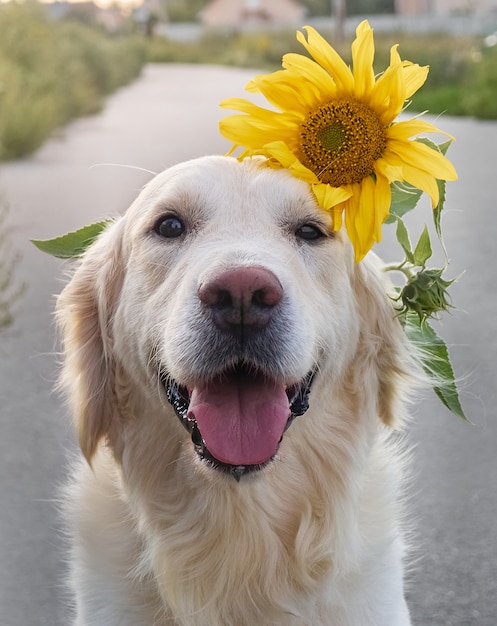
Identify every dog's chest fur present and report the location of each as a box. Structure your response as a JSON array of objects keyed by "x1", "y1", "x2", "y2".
[{"x1": 68, "y1": 389, "x2": 407, "y2": 626}]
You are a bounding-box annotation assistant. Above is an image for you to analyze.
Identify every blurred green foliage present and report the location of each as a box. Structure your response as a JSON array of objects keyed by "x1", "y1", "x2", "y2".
[
  {"x1": 301, "y1": 0, "x2": 395, "y2": 15},
  {"x1": 145, "y1": 28, "x2": 497, "y2": 119},
  {"x1": 455, "y1": 44, "x2": 497, "y2": 119},
  {"x1": 166, "y1": 0, "x2": 208, "y2": 22},
  {"x1": 375, "y1": 31, "x2": 497, "y2": 119},
  {"x1": 0, "y1": 2, "x2": 496, "y2": 163},
  {"x1": 0, "y1": 2, "x2": 145, "y2": 160},
  {"x1": 146, "y1": 29, "x2": 304, "y2": 67}
]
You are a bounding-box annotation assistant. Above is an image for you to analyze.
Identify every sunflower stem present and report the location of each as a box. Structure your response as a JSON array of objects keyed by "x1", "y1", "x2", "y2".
[{"x1": 383, "y1": 261, "x2": 413, "y2": 279}]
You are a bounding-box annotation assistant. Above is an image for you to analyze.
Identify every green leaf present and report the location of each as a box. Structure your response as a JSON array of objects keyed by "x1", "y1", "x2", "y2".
[
  {"x1": 415, "y1": 136, "x2": 439, "y2": 152},
  {"x1": 412, "y1": 137, "x2": 451, "y2": 241},
  {"x1": 385, "y1": 182, "x2": 423, "y2": 224},
  {"x1": 31, "y1": 221, "x2": 112, "y2": 259},
  {"x1": 395, "y1": 216, "x2": 414, "y2": 263},
  {"x1": 436, "y1": 139, "x2": 452, "y2": 156},
  {"x1": 433, "y1": 178, "x2": 446, "y2": 241},
  {"x1": 413, "y1": 225, "x2": 432, "y2": 267},
  {"x1": 402, "y1": 313, "x2": 468, "y2": 420}
]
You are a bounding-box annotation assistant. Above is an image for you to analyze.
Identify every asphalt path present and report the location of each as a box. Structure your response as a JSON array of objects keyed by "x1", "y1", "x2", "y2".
[{"x1": 0, "y1": 64, "x2": 495, "y2": 626}]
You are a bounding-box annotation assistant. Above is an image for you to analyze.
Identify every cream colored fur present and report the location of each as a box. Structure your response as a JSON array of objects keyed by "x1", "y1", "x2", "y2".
[{"x1": 57, "y1": 156, "x2": 416, "y2": 626}]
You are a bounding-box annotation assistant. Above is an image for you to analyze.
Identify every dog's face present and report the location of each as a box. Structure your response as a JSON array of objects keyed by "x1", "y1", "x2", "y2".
[
  {"x1": 114, "y1": 156, "x2": 360, "y2": 478},
  {"x1": 58, "y1": 156, "x2": 407, "y2": 480}
]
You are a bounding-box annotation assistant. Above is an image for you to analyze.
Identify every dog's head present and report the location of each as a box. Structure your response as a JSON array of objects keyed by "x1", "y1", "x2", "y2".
[{"x1": 57, "y1": 156, "x2": 412, "y2": 479}]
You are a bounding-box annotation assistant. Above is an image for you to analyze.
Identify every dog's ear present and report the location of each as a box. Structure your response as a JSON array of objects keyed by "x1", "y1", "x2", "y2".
[
  {"x1": 56, "y1": 219, "x2": 125, "y2": 464},
  {"x1": 353, "y1": 254, "x2": 417, "y2": 428}
]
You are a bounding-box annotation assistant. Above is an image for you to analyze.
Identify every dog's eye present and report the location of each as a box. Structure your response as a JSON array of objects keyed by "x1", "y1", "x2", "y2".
[
  {"x1": 295, "y1": 224, "x2": 326, "y2": 241},
  {"x1": 154, "y1": 215, "x2": 185, "y2": 239}
]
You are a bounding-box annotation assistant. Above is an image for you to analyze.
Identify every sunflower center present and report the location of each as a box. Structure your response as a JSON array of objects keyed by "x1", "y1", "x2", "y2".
[
  {"x1": 298, "y1": 99, "x2": 387, "y2": 187},
  {"x1": 317, "y1": 122, "x2": 347, "y2": 153}
]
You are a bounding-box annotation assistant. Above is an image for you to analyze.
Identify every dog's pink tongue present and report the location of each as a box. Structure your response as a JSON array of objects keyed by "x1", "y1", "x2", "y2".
[{"x1": 188, "y1": 374, "x2": 290, "y2": 466}]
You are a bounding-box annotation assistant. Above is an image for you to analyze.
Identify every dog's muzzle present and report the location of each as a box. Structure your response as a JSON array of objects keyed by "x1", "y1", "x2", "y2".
[{"x1": 161, "y1": 264, "x2": 315, "y2": 481}]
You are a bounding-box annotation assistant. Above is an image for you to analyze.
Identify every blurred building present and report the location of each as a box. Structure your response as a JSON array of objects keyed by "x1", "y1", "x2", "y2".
[
  {"x1": 201, "y1": 0, "x2": 306, "y2": 27},
  {"x1": 395, "y1": 0, "x2": 497, "y2": 13}
]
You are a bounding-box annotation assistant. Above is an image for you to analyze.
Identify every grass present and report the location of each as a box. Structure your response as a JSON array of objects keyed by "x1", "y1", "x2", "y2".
[{"x1": 0, "y1": 2, "x2": 146, "y2": 160}]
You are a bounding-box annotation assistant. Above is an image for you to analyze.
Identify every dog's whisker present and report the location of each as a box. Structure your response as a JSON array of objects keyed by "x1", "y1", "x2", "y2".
[{"x1": 89, "y1": 162, "x2": 158, "y2": 176}]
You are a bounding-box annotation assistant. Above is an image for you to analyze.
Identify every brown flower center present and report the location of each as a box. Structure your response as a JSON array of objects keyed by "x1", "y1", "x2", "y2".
[{"x1": 298, "y1": 99, "x2": 387, "y2": 186}]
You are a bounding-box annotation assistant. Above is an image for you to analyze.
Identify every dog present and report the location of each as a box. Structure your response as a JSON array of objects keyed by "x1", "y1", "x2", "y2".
[{"x1": 57, "y1": 155, "x2": 416, "y2": 625}]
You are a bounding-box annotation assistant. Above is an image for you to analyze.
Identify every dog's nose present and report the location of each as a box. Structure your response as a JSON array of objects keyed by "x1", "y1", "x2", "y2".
[{"x1": 198, "y1": 266, "x2": 283, "y2": 334}]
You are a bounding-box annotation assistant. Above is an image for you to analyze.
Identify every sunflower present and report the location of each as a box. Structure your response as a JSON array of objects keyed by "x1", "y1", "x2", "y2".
[{"x1": 219, "y1": 20, "x2": 458, "y2": 262}]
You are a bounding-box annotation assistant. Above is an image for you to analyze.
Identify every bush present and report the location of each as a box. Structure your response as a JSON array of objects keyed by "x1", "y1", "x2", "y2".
[
  {"x1": 463, "y1": 45, "x2": 497, "y2": 119},
  {"x1": 0, "y1": 2, "x2": 146, "y2": 160},
  {"x1": 145, "y1": 29, "x2": 302, "y2": 68}
]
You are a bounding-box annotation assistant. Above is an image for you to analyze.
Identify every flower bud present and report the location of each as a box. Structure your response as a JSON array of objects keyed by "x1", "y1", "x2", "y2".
[{"x1": 400, "y1": 268, "x2": 453, "y2": 322}]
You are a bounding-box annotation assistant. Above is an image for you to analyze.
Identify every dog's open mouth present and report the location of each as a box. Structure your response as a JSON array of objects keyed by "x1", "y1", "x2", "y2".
[{"x1": 161, "y1": 364, "x2": 315, "y2": 481}]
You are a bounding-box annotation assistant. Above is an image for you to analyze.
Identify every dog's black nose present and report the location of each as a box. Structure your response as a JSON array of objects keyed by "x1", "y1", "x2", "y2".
[{"x1": 198, "y1": 266, "x2": 283, "y2": 335}]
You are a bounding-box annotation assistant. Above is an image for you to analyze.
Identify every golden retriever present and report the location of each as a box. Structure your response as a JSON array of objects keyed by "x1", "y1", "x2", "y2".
[{"x1": 57, "y1": 155, "x2": 415, "y2": 625}]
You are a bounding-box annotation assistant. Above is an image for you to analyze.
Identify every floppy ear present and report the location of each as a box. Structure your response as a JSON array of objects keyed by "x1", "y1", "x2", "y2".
[
  {"x1": 353, "y1": 254, "x2": 418, "y2": 428},
  {"x1": 56, "y1": 219, "x2": 125, "y2": 464}
]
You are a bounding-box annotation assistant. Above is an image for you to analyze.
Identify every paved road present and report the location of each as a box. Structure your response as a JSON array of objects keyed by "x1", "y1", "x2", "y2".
[{"x1": 0, "y1": 65, "x2": 495, "y2": 626}]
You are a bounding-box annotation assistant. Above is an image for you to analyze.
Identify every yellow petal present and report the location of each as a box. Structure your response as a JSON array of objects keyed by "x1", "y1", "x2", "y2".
[
  {"x1": 385, "y1": 67, "x2": 406, "y2": 121},
  {"x1": 387, "y1": 119, "x2": 455, "y2": 142},
  {"x1": 400, "y1": 163, "x2": 440, "y2": 207},
  {"x1": 374, "y1": 157, "x2": 404, "y2": 183},
  {"x1": 263, "y1": 141, "x2": 318, "y2": 183},
  {"x1": 220, "y1": 96, "x2": 262, "y2": 113},
  {"x1": 297, "y1": 26, "x2": 354, "y2": 94},
  {"x1": 345, "y1": 180, "x2": 376, "y2": 262},
  {"x1": 246, "y1": 71, "x2": 317, "y2": 114},
  {"x1": 219, "y1": 115, "x2": 297, "y2": 152},
  {"x1": 373, "y1": 172, "x2": 392, "y2": 242},
  {"x1": 390, "y1": 43, "x2": 402, "y2": 65},
  {"x1": 388, "y1": 139, "x2": 458, "y2": 181},
  {"x1": 370, "y1": 60, "x2": 406, "y2": 123},
  {"x1": 312, "y1": 183, "x2": 352, "y2": 211},
  {"x1": 330, "y1": 205, "x2": 344, "y2": 232},
  {"x1": 220, "y1": 98, "x2": 299, "y2": 125},
  {"x1": 344, "y1": 192, "x2": 361, "y2": 261},
  {"x1": 382, "y1": 146, "x2": 441, "y2": 205},
  {"x1": 282, "y1": 53, "x2": 338, "y2": 99},
  {"x1": 356, "y1": 176, "x2": 377, "y2": 258},
  {"x1": 403, "y1": 62, "x2": 429, "y2": 99},
  {"x1": 351, "y1": 20, "x2": 375, "y2": 99}
]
